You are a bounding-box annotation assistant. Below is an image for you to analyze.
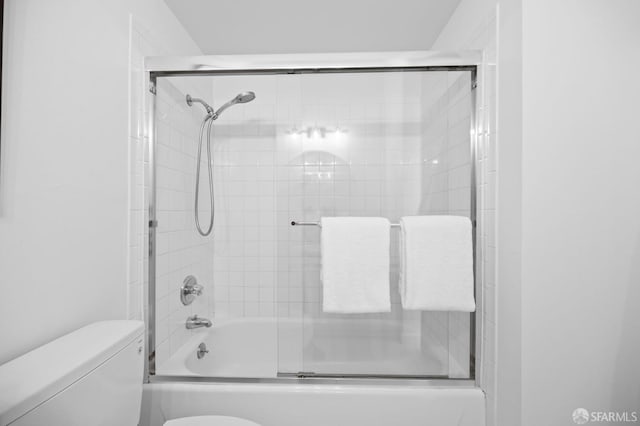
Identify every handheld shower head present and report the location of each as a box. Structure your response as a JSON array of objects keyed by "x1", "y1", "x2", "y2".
[
  {"x1": 186, "y1": 92, "x2": 256, "y2": 119},
  {"x1": 186, "y1": 90, "x2": 257, "y2": 237},
  {"x1": 213, "y1": 91, "x2": 256, "y2": 118},
  {"x1": 235, "y1": 91, "x2": 256, "y2": 103}
]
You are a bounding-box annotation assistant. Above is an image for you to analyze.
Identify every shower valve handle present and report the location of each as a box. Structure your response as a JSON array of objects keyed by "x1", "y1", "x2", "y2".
[
  {"x1": 180, "y1": 275, "x2": 203, "y2": 305},
  {"x1": 187, "y1": 284, "x2": 203, "y2": 296}
]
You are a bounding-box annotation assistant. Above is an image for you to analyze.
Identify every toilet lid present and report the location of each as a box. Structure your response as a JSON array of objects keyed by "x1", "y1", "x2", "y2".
[{"x1": 164, "y1": 415, "x2": 261, "y2": 426}]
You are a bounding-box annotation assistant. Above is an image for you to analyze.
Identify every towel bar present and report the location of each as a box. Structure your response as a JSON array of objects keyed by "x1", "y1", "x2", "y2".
[{"x1": 290, "y1": 221, "x2": 401, "y2": 228}]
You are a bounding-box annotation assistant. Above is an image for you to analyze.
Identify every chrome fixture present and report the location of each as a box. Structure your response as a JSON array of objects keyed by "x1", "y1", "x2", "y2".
[
  {"x1": 196, "y1": 342, "x2": 209, "y2": 359},
  {"x1": 291, "y1": 220, "x2": 401, "y2": 228},
  {"x1": 187, "y1": 91, "x2": 256, "y2": 237},
  {"x1": 211, "y1": 91, "x2": 255, "y2": 120},
  {"x1": 186, "y1": 94, "x2": 214, "y2": 115},
  {"x1": 186, "y1": 315, "x2": 212, "y2": 329},
  {"x1": 285, "y1": 125, "x2": 347, "y2": 137},
  {"x1": 180, "y1": 275, "x2": 203, "y2": 306}
]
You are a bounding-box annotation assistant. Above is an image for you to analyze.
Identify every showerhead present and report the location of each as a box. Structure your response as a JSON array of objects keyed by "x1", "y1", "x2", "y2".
[
  {"x1": 235, "y1": 91, "x2": 256, "y2": 103},
  {"x1": 187, "y1": 91, "x2": 256, "y2": 120},
  {"x1": 187, "y1": 90, "x2": 257, "y2": 237},
  {"x1": 213, "y1": 91, "x2": 256, "y2": 118}
]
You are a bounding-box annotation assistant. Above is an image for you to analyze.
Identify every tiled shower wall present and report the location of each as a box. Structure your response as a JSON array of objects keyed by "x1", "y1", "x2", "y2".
[
  {"x1": 208, "y1": 75, "x2": 279, "y2": 319},
  {"x1": 207, "y1": 73, "x2": 424, "y2": 320},
  {"x1": 418, "y1": 71, "x2": 474, "y2": 378},
  {"x1": 205, "y1": 71, "x2": 479, "y2": 377},
  {"x1": 419, "y1": 72, "x2": 472, "y2": 217},
  {"x1": 153, "y1": 77, "x2": 215, "y2": 368},
  {"x1": 475, "y1": 16, "x2": 498, "y2": 421},
  {"x1": 280, "y1": 73, "x2": 427, "y2": 375},
  {"x1": 128, "y1": 21, "x2": 214, "y2": 369},
  {"x1": 285, "y1": 74, "x2": 423, "y2": 323}
]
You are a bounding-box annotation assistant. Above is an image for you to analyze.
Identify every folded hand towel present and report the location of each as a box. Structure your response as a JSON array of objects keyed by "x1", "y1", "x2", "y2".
[
  {"x1": 399, "y1": 216, "x2": 475, "y2": 312},
  {"x1": 321, "y1": 217, "x2": 391, "y2": 313}
]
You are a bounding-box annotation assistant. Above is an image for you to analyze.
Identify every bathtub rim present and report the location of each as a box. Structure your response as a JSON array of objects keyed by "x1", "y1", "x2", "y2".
[{"x1": 140, "y1": 382, "x2": 486, "y2": 426}]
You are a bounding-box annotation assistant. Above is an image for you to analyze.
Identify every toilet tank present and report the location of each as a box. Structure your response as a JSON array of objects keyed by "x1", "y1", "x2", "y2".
[{"x1": 0, "y1": 320, "x2": 144, "y2": 426}]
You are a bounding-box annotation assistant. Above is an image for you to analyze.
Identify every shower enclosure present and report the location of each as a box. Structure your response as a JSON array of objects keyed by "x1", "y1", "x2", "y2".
[{"x1": 145, "y1": 52, "x2": 480, "y2": 384}]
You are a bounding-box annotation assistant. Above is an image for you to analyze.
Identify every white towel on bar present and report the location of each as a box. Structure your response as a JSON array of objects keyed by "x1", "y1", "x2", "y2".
[
  {"x1": 321, "y1": 217, "x2": 391, "y2": 313},
  {"x1": 399, "y1": 215, "x2": 476, "y2": 312}
]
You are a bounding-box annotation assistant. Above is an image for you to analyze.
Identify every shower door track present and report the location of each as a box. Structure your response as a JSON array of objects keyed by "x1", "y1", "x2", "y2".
[
  {"x1": 150, "y1": 374, "x2": 475, "y2": 388},
  {"x1": 277, "y1": 372, "x2": 449, "y2": 380},
  {"x1": 145, "y1": 51, "x2": 482, "y2": 385}
]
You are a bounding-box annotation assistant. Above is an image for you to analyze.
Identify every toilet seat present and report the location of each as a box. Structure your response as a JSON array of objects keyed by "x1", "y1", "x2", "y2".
[{"x1": 164, "y1": 415, "x2": 261, "y2": 426}]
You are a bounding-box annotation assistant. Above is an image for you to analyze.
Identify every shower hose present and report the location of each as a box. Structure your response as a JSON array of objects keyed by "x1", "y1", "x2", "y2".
[{"x1": 194, "y1": 114, "x2": 215, "y2": 236}]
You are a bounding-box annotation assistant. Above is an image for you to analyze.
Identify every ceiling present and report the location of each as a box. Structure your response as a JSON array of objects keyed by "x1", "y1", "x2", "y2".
[{"x1": 164, "y1": 0, "x2": 462, "y2": 55}]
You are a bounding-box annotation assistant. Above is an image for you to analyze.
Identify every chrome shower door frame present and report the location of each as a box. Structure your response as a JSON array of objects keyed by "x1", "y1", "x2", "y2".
[{"x1": 145, "y1": 50, "x2": 483, "y2": 386}]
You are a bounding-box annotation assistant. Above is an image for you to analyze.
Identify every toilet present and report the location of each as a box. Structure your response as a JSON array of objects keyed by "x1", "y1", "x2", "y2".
[
  {"x1": 0, "y1": 321, "x2": 260, "y2": 426},
  {"x1": 165, "y1": 416, "x2": 260, "y2": 426}
]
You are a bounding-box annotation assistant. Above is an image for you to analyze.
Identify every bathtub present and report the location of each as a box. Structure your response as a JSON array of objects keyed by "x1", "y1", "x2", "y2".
[
  {"x1": 160, "y1": 319, "x2": 279, "y2": 377},
  {"x1": 158, "y1": 317, "x2": 449, "y2": 378},
  {"x1": 140, "y1": 382, "x2": 485, "y2": 426},
  {"x1": 144, "y1": 318, "x2": 485, "y2": 426}
]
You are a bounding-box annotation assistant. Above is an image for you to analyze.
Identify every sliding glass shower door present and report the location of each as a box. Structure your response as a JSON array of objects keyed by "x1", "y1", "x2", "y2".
[
  {"x1": 150, "y1": 66, "x2": 476, "y2": 380},
  {"x1": 272, "y1": 70, "x2": 475, "y2": 378}
]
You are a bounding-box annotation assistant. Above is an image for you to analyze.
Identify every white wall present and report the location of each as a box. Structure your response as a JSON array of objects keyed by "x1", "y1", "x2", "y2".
[
  {"x1": 437, "y1": 1, "x2": 640, "y2": 425},
  {"x1": 521, "y1": 0, "x2": 640, "y2": 423},
  {"x1": 432, "y1": 1, "x2": 521, "y2": 425},
  {"x1": 163, "y1": 0, "x2": 462, "y2": 55},
  {"x1": 0, "y1": 0, "x2": 201, "y2": 364}
]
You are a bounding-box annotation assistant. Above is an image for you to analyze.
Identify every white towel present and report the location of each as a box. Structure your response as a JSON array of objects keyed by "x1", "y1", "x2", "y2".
[
  {"x1": 321, "y1": 217, "x2": 391, "y2": 313},
  {"x1": 399, "y1": 216, "x2": 475, "y2": 312}
]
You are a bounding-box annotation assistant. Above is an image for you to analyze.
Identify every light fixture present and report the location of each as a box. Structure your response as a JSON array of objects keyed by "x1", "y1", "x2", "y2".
[{"x1": 285, "y1": 125, "x2": 348, "y2": 138}]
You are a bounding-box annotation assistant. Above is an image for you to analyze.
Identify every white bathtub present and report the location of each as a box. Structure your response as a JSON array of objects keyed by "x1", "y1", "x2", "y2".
[
  {"x1": 140, "y1": 382, "x2": 485, "y2": 426},
  {"x1": 158, "y1": 318, "x2": 448, "y2": 378},
  {"x1": 160, "y1": 318, "x2": 278, "y2": 377},
  {"x1": 145, "y1": 318, "x2": 485, "y2": 426}
]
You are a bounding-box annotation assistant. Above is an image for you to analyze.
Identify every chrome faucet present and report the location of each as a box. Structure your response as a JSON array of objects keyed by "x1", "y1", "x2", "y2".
[
  {"x1": 186, "y1": 315, "x2": 212, "y2": 329},
  {"x1": 196, "y1": 342, "x2": 209, "y2": 359},
  {"x1": 181, "y1": 276, "x2": 204, "y2": 306}
]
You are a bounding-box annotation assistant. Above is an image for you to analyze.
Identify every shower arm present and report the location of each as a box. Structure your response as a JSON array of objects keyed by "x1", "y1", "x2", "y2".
[{"x1": 186, "y1": 94, "x2": 214, "y2": 116}]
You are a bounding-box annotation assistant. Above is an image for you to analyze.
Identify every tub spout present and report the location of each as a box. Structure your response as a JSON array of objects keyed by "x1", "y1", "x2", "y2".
[{"x1": 186, "y1": 315, "x2": 212, "y2": 329}]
